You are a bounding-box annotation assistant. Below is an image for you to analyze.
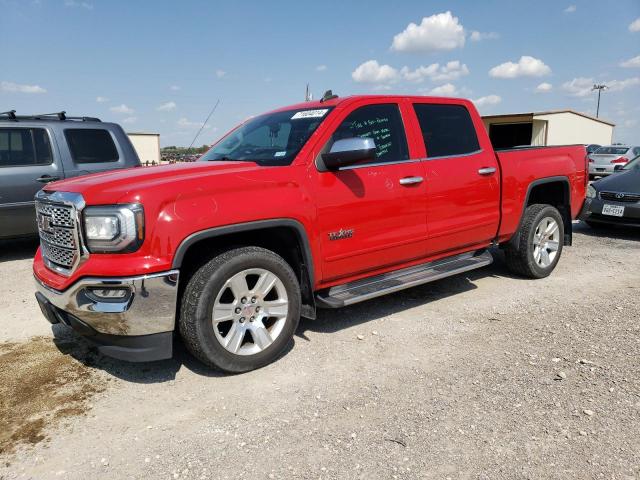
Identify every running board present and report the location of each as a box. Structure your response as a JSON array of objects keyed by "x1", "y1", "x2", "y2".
[{"x1": 316, "y1": 250, "x2": 493, "y2": 308}]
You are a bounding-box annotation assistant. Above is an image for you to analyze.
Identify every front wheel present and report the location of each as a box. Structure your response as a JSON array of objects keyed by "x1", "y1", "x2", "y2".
[
  {"x1": 179, "y1": 247, "x2": 301, "y2": 373},
  {"x1": 505, "y1": 204, "x2": 564, "y2": 279}
]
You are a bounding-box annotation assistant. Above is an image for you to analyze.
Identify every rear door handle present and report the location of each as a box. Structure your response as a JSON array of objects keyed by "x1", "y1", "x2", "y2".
[
  {"x1": 399, "y1": 176, "x2": 424, "y2": 186},
  {"x1": 478, "y1": 167, "x2": 497, "y2": 176},
  {"x1": 36, "y1": 175, "x2": 60, "y2": 183}
]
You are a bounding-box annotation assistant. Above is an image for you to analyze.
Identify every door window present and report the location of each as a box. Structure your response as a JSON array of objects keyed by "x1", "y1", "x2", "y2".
[
  {"x1": 329, "y1": 104, "x2": 409, "y2": 164},
  {"x1": 413, "y1": 104, "x2": 480, "y2": 157},
  {"x1": 64, "y1": 129, "x2": 119, "y2": 163},
  {"x1": 0, "y1": 128, "x2": 52, "y2": 167}
]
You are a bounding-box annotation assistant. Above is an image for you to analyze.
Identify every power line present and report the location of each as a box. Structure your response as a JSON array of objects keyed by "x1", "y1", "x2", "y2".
[{"x1": 188, "y1": 99, "x2": 220, "y2": 151}]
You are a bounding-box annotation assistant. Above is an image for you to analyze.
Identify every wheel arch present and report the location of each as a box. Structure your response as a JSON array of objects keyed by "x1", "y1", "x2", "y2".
[
  {"x1": 509, "y1": 176, "x2": 572, "y2": 249},
  {"x1": 172, "y1": 219, "x2": 316, "y2": 319}
]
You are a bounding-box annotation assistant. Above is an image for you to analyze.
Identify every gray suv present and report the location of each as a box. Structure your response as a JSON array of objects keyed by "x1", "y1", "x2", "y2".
[{"x1": 0, "y1": 111, "x2": 141, "y2": 239}]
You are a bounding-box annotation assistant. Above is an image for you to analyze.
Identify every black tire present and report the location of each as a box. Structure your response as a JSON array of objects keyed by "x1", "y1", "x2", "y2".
[
  {"x1": 179, "y1": 246, "x2": 301, "y2": 373},
  {"x1": 505, "y1": 204, "x2": 564, "y2": 279}
]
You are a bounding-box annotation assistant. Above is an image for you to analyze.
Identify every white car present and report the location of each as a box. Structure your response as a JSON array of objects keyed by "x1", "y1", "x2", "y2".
[{"x1": 589, "y1": 145, "x2": 640, "y2": 178}]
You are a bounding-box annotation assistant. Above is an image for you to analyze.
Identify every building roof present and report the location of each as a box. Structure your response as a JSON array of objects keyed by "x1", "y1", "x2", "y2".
[
  {"x1": 482, "y1": 109, "x2": 615, "y2": 127},
  {"x1": 126, "y1": 132, "x2": 160, "y2": 136}
]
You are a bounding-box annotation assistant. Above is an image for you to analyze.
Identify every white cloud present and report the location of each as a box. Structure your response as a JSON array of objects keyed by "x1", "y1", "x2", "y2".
[
  {"x1": 474, "y1": 95, "x2": 502, "y2": 107},
  {"x1": 629, "y1": 18, "x2": 640, "y2": 32},
  {"x1": 535, "y1": 82, "x2": 553, "y2": 93},
  {"x1": 64, "y1": 0, "x2": 93, "y2": 9},
  {"x1": 469, "y1": 31, "x2": 499, "y2": 41},
  {"x1": 157, "y1": 101, "x2": 177, "y2": 112},
  {"x1": 122, "y1": 117, "x2": 137, "y2": 124},
  {"x1": 563, "y1": 77, "x2": 640, "y2": 97},
  {"x1": 169, "y1": 85, "x2": 181, "y2": 91},
  {"x1": 564, "y1": 5, "x2": 576, "y2": 13},
  {"x1": 96, "y1": 96, "x2": 108, "y2": 103},
  {"x1": 391, "y1": 11, "x2": 465, "y2": 53},
  {"x1": 401, "y1": 61, "x2": 469, "y2": 83},
  {"x1": 109, "y1": 104, "x2": 135, "y2": 114},
  {"x1": 427, "y1": 83, "x2": 458, "y2": 96},
  {"x1": 489, "y1": 56, "x2": 551, "y2": 78},
  {"x1": 620, "y1": 55, "x2": 640, "y2": 68},
  {"x1": 316, "y1": 65, "x2": 327, "y2": 72},
  {"x1": 177, "y1": 117, "x2": 210, "y2": 129},
  {"x1": 352, "y1": 60, "x2": 399, "y2": 84},
  {"x1": 1, "y1": 81, "x2": 46, "y2": 94},
  {"x1": 215, "y1": 69, "x2": 226, "y2": 79}
]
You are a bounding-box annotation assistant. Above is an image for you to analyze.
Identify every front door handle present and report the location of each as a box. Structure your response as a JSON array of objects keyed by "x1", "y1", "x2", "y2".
[
  {"x1": 478, "y1": 167, "x2": 497, "y2": 176},
  {"x1": 36, "y1": 175, "x2": 60, "y2": 183},
  {"x1": 399, "y1": 176, "x2": 424, "y2": 186}
]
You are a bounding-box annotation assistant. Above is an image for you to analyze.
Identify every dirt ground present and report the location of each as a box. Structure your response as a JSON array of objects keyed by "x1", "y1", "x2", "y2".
[{"x1": 0, "y1": 224, "x2": 638, "y2": 480}]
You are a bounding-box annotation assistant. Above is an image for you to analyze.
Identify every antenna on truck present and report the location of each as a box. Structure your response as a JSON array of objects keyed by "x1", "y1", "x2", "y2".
[{"x1": 187, "y1": 99, "x2": 220, "y2": 152}]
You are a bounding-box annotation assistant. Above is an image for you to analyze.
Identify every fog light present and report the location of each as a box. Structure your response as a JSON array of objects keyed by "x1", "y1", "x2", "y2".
[{"x1": 87, "y1": 288, "x2": 130, "y2": 301}]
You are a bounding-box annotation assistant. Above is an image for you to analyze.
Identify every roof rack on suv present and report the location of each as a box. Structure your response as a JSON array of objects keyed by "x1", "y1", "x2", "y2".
[{"x1": 0, "y1": 110, "x2": 101, "y2": 122}]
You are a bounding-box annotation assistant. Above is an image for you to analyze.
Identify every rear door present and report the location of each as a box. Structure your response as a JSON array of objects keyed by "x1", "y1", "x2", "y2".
[
  {"x1": 310, "y1": 100, "x2": 428, "y2": 282},
  {"x1": 410, "y1": 102, "x2": 500, "y2": 256},
  {"x1": 0, "y1": 127, "x2": 62, "y2": 238}
]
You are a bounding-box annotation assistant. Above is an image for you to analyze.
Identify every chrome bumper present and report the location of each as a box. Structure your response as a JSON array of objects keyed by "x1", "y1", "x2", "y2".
[{"x1": 35, "y1": 270, "x2": 180, "y2": 336}]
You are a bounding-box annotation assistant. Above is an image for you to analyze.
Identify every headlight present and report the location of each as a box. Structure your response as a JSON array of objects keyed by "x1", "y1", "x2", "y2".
[
  {"x1": 587, "y1": 185, "x2": 597, "y2": 199},
  {"x1": 83, "y1": 205, "x2": 144, "y2": 253}
]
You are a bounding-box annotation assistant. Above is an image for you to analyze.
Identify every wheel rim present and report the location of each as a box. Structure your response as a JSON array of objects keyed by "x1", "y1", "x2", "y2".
[
  {"x1": 212, "y1": 268, "x2": 288, "y2": 356},
  {"x1": 532, "y1": 216, "x2": 560, "y2": 268}
]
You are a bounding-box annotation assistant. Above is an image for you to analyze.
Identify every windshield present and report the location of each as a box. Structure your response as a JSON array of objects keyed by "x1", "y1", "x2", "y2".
[
  {"x1": 622, "y1": 154, "x2": 640, "y2": 170},
  {"x1": 200, "y1": 107, "x2": 333, "y2": 166},
  {"x1": 595, "y1": 146, "x2": 629, "y2": 155}
]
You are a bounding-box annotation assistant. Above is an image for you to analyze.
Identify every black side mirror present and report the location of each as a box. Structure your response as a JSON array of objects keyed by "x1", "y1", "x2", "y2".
[{"x1": 321, "y1": 138, "x2": 376, "y2": 171}]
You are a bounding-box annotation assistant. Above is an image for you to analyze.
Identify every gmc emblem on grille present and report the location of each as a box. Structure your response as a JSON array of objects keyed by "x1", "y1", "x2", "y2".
[{"x1": 37, "y1": 214, "x2": 53, "y2": 233}]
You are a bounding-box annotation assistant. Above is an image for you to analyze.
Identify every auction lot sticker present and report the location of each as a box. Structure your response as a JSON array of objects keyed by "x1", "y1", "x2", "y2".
[{"x1": 291, "y1": 109, "x2": 328, "y2": 120}]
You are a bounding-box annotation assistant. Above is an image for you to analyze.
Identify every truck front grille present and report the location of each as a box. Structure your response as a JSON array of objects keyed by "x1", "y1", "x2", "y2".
[{"x1": 35, "y1": 196, "x2": 83, "y2": 275}]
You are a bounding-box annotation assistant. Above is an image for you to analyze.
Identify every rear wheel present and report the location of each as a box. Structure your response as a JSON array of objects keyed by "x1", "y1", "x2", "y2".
[
  {"x1": 179, "y1": 247, "x2": 301, "y2": 373},
  {"x1": 505, "y1": 204, "x2": 564, "y2": 279}
]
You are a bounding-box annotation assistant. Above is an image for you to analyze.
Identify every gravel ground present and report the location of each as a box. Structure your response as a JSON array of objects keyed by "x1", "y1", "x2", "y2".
[{"x1": 0, "y1": 223, "x2": 638, "y2": 480}]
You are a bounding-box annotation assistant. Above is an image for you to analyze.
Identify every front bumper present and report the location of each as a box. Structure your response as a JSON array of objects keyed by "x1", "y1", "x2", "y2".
[
  {"x1": 579, "y1": 197, "x2": 640, "y2": 227},
  {"x1": 34, "y1": 270, "x2": 179, "y2": 361}
]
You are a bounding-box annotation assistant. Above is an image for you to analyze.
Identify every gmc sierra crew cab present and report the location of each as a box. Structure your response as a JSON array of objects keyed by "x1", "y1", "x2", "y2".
[{"x1": 33, "y1": 94, "x2": 587, "y2": 373}]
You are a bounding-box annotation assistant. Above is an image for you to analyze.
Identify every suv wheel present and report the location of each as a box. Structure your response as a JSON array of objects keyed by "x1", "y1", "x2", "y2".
[
  {"x1": 505, "y1": 204, "x2": 564, "y2": 279},
  {"x1": 179, "y1": 247, "x2": 301, "y2": 373}
]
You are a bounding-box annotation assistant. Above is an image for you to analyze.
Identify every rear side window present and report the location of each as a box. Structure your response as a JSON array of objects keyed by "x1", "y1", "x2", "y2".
[
  {"x1": 65, "y1": 129, "x2": 119, "y2": 163},
  {"x1": 0, "y1": 128, "x2": 52, "y2": 167},
  {"x1": 330, "y1": 104, "x2": 409, "y2": 163},
  {"x1": 413, "y1": 104, "x2": 480, "y2": 158}
]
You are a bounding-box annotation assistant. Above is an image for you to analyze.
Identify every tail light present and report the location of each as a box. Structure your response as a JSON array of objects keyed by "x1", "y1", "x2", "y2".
[{"x1": 610, "y1": 157, "x2": 628, "y2": 164}]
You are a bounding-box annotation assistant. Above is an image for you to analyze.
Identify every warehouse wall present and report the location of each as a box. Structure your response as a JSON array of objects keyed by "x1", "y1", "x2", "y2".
[
  {"x1": 533, "y1": 112, "x2": 613, "y2": 145},
  {"x1": 127, "y1": 134, "x2": 160, "y2": 164}
]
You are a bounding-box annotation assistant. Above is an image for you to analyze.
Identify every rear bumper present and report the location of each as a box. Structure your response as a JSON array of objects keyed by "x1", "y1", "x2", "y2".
[
  {"x1": 588, "y1": 164, "x2": 616, "y2": 176},
  {"x1": 34, "y1": 270, "x2": 179, "y2": 362}
]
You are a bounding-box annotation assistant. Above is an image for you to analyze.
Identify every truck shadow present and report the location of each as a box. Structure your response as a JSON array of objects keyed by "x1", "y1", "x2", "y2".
[{"x1": 0, "y1": 237, "x2": 39, "y2": 263}]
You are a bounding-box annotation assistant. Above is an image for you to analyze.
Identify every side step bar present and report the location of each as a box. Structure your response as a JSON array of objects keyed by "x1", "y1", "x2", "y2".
[{"x1": 316, "y1": 250, "x2": 493, "y2": 308}]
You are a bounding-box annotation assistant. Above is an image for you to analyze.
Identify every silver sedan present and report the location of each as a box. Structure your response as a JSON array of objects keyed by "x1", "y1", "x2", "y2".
[{"x1": 588, "y1": 145, "x2": 640, "y2": 178}]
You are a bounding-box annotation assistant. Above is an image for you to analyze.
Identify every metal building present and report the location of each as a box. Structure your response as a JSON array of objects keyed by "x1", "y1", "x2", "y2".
[
  {"x1": 481, "y1": 110, "x2": 614, "y2": 149},
  {"x1": 127, "y1": 132, "x2": 161, "y2": 164}
]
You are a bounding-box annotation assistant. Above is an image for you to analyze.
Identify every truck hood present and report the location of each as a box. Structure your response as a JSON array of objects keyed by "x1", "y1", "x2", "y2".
[{"x1": 45, "y1": 161, "x2": 261, "y2": 203}]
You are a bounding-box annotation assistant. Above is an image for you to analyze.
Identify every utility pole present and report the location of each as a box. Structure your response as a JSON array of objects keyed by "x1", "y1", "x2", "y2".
[{"x1": 592, "y1": 84, "x2": 607, "y2": 118}]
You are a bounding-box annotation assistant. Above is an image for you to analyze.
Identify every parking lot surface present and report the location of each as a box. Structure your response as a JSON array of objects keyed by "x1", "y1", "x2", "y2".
[{"x1": 0, "y1": 224, "x2": 638, "y2": 479}]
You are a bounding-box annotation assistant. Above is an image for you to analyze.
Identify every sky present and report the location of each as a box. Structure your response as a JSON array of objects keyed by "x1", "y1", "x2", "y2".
[{"x1": 1, "y1": 0, "x2": 639, "y2": 146}]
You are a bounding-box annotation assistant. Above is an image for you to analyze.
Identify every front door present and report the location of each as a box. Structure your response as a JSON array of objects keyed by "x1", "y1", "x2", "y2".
[
  {"x1": 0, "y1": 127, "x2": 62, "y2": 238},
  {"x1": 310, "y1": 101, "x2": 428, "y2": 283},
  {"x1": 411, "y1": 102, "x2": 500, "y2": 256}
]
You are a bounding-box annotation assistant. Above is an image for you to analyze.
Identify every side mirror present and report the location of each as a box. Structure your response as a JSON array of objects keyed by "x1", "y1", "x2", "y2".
[{"x1": 321, "y1": 138, "x2": 376, "y2": 171}]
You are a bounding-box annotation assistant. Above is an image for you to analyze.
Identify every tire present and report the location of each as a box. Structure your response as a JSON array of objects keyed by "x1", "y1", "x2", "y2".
[
  {"x1": 505, "y1": 204, "x2": 564, "y2": 279},
  {"x1": 179, "y1": 246, "x2": 301, "y2": 373}
]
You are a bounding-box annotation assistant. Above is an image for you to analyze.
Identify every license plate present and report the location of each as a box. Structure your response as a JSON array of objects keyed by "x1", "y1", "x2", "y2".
[
  {"x1": 602, "y1": 204, "x2": 624, "y2": 217},
  {"x1": 596, "y1": 168, "x2": 605, "y2": 172}
]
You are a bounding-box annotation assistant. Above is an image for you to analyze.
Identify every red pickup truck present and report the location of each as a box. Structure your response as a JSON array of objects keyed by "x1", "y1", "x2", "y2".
[{"x1": 33, "y1": 94, "x2": 587, "y2": 372}]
